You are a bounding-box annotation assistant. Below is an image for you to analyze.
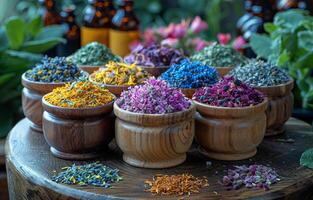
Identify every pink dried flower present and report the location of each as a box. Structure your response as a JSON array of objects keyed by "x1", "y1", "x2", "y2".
[
  {"x1": 190, "y1": 16, "x2": 208, "y2": 34},
  {"x1": 192, "y1": 38, "x2": 210, "y2": 52},
  {"x1": 218, "y1": 33, "x2": 231, "y2": 45},
  {"x1": 161, "y1": 38, "x2": 179, "y2": 47},
  {"x1": 233, "y1": 36, "x2": 247, "y2": 52},
  {"x1": 116, "y1": 78, "x2": 191, "y2": 114},
  {"x1": 142, "y1": 28, "x2": 156, "y2": 46}
]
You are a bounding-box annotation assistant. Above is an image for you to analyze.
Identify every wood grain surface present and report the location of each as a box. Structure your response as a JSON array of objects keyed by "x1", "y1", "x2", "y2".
[
  {"x1": 216, "y1": 67, "x2": 233, "y2": 77},
  {"x1": 5, "y1": 118, "x2": 313, "y2": 200}
]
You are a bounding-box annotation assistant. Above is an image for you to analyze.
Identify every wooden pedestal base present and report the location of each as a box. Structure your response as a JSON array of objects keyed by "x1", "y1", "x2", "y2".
[
  {"x1": 50, "y1": 147, "x2": 101, "y2": 160},
  {"x1": 199, "y1": 147, "x2": 257, "y2": 161}
]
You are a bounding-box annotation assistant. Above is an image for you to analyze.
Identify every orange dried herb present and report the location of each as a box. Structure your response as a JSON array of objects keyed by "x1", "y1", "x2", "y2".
[
  {"x1": 91, "y1": 61, "x2": 150, "y2": 86},
  {"x1": 44, "y1": 81, "x2": 114, "y2": 108},
  {"x1": 145, "y1": 174, "x2": 208, "y2": 196}
]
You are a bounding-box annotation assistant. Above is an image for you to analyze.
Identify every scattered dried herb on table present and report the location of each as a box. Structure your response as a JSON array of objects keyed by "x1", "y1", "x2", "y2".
[
  {"x1": 44, "y1": 81, "x2": 114, "y2": 108},
  {"x1": 52, "y1": 162, "x2": 122, "y2": 188},
  {"x1": 116, "y1": 78, "x2": 191, "y2": 114},
  {"x1": 124, "y1": 44, "x2": 185, "y2": 67},
  {"x1": 145, "y1": 174, "x2": 208, "y2": 196},
  {"x1": 91, "y1": 62, "x2": 150, "y2": 86},
  {"x1": 192, "y1": 76, "x2": 264, "y2": 107},
  {"x1": 69, "y1": 42, "x2": 120, "y2": 66},
  {"x1": 160, "y1": 59, "x2": 219, "y2": 89},
  {"x1": 191, "y1": 43, "x2": 247, "y2": 67},
  {"x1": 25, "y1": 56, "x2": 86, "y2": 83},
  {"x1": 221, "y1": 164, "x2": 280, "y2": 190},
  {"x1": 229, "y1": 59, "x2": 291, "y2": 87}
]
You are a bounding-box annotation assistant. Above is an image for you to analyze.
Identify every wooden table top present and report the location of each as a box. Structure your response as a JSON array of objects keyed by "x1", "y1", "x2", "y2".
[{"x1": 5, "y1": 118, "x2": 313, "y2": 200}]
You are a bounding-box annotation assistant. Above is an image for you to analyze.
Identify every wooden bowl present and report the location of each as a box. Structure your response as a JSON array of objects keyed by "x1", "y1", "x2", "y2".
[
  {"x1": 89, "y1": 73, "x2": 130, "y2": 96},
  {"x1": 137, "y1": 65, "x2": 169, "y2": 77},
  {"x1": 255, "y1": 80, "x2": 294, "y2": 136},
  {"x1": 42, "y1": 97, "x2": 115, "y2": 160},
  {"x1": 194, "y1": 99, "x2": 268, "y2": 161},
  {"x1": 114, "y1": 102, "x2": 196, "y2": 168},
  {"x1": 180, "y1": 88, "x2": 196, "y2": 99},
  {"x1": 79, "y1": 65, "x2": 102, "y2": 74},
  {"x1": 216, "y1": 66, "x2": 233, "y2": 77}
]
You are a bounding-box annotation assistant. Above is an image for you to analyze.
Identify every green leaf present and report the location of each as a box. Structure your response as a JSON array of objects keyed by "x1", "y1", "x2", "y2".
[
  {"x1": 20, "y1": 37, "x2": 65, "y2": 53},
  {"x1": 35, "y1": 25, "x2": 66, "y2": 40},
  {"x1": 26, "y1": 16, "x2": 43, "y2": 38},
  {"x1": 250, "y1": 34, "x2": 272, "y2": 59},
  {"x1": 298, "y1": 31, "x2": 313, "y2": 51},
  {"x1": 277, "y1": 51, "x2": 290, "y2": 65},
  {"x1": 300, "y1": 148, "x2": 313, "y2": 169},
  {"x1": 274, "y1": 9, "x2": 311, "y2": 30},
  {"x1": 295, "y1": 52, "x2": 313, "y2": 69},
  {"x1": 0, "y1": 73, "x2": 15, "y2": 87},
  {"x1": 264, "y1": 23, "x2": 278, "y2": 34},
  {"x1": 0, "y1": 28, "x2": 8, "y2": 51},
  {"x1": 4, "y1": 16, "x2": 26, "y2": 49}
]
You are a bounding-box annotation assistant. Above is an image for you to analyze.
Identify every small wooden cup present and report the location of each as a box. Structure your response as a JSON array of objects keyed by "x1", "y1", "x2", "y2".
[
  {"x1": 89, "y1": 73, "x2": 130, "y2": 96},
  {"x1": 22, "y1": 74, "x2": 65, "y2": 132},
  {"x1": 79, "y1": 65, "x2": 102, "y2": 74},
  {"x1": 137, "y1": 65, "x2": 169, "y2": 77},
  {"x1": 114, "y1": 102, "x2": 196, "y2": 168},
  {"x1": 215, "y1": 66, "x2": 233, "y2": 77},
  {"x1": 180, "y1": 88, "x2": 196, "y2": 99},
  {"x1": 42, "y1": 98, "x2": 115, "y2": 160},
  {"x1": 255, "y1": 80, "x2": 294, "y2": 136},
  {"x1": 194, "y1": 99, "x2": 268, "y2": 161}
]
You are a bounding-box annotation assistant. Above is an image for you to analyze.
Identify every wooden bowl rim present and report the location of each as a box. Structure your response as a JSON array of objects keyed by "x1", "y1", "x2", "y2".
[
  {"x1": 253, "y1": 79, "x2": 294, "y2": 90},
  {"x1": 136, "y1": 65, "x2": 169, "y2": 69}
]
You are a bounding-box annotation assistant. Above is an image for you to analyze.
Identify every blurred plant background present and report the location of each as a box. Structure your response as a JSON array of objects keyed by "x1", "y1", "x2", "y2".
[{"x1": 0, "y1": 0, "x2": 243, "y2": 138}]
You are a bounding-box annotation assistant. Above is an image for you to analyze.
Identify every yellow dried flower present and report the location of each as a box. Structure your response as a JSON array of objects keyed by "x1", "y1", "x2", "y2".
[
  {"x1": 44, "y1": 81, "x2": 114, "y2": 108},
  {"x1": 91, "y1": 61, "x2": 150, "y2": 86}
]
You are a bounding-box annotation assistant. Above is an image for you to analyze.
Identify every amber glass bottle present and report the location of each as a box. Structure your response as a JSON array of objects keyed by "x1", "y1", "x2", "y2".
[
  {"x1": 38, "y1": 0, "x2": 61, "y2": 26},
  {"x1": 109, "y1": 0, "x2": 140, "y2": 57},
  {"x1": 57, "y1": 6, "x2": 81, "y2": 56},
  {"x1": 81, "y1": 0, "x2": 111, "y2": 46}
]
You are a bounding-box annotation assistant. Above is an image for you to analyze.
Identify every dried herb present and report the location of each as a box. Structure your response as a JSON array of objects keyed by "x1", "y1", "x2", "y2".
[
  {"x1": 52, "y1": 162, "x2": 122, "y2": 188},
  {"x1": 221, "y1": 164, "x2": 280, "y2": 190},
  {"x1": 116, "y1": 78, "x2": 191, "y2": 114},
  {"x1": 44, "y1": 81, "x2": 114, "y2": 108},
  {"x1": 160, "y1": 59, "x2": 219, "y2": 89},
  {"x1": 69, "y1": 42, "x2": 120, "y2": 66},
  {"x1": 25, "y1": 56, "x2": 86, "y2": 83},
  {"x1": 191, "y1": 43, "x2": 247, "y2": 67},
  {"x1": 229, "y1": 59, "x2": 291, "y2": 87},
  {"x1": 124, "y1": 44, "x2": 185, "y2": 67},
  {"x1": 145, "y1": 174, "x2": 208, "y2": 196},
  {"x1": 192, "y1": 76, "x2": 264, "y2": 107},
  {"x1": 91, "y1": 62, "x2": 151, "y2": 86}
]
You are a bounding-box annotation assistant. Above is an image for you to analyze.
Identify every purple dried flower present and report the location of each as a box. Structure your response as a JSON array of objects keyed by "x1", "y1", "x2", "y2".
[
  {"x1": 192, "y1": 76, "x2": 264, "y2": 107},
  {"x1": 124, "y1": 44, "x2": 185, "y2": 67},
  {"x1": 116, "y1": 78, "x2": 191, "y2": 114},
  {"x1": 221, "y1": 164, "x2": 280, "y2": 190}
]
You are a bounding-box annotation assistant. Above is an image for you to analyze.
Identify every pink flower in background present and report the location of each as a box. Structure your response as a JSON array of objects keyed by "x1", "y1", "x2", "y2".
[
  {"x1": 143, "y1": 28, "x2": 156, "y2": 46},
  {"x1": 192, "y1": 38, "x2": 210, "y2": 51},
  {"x1": 190, "y1": 16, "x2": 208, "y2": 34},
  {"x1": 161, "y1": 38, "x2": 179, "y2": 47},
  {"x1": 218, "y1": 33, "x2": 231, "y2": 45},
  {"x1": 233, "y1": 36, "x2": 247, "y2": 51},
  {"x1": 129, "y1": 40, "x2": 141, "y2": 51},
  {"x1": 172, "y1": 20, "x2": 189, "y2": 38}
]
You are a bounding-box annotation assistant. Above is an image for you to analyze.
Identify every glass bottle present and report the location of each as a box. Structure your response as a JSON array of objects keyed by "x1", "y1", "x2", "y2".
[
  {"x1": 38, "y1": 0, "x2": 61, "y2": 26},
  {"x1": 81, "y1": 0, "x2": 111, "y2": 46},
  {"x1": 57, "y1": 6, "x2": 81, "y2": 56},
  {"x1": 107, "y1": 0, "x2": 116, "y2": 20},
  {"x1": 236, "y1": 0, "x2": 253, "y2": 36},
  {"x1": 109, "y1": 0, "x2": 140, "y2": 57},
  {"x1": 277, "y1": 0, "x2": 307, "y2": 11}
]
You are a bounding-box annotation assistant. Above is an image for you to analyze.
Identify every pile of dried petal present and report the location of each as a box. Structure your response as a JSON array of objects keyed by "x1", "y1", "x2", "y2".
[{"x1": 145, "y1": 174, "x2": 208, "y2": 196}]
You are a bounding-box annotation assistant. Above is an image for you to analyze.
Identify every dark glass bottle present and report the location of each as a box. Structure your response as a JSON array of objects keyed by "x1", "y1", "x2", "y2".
[
  {"x1": 38, "y1": 0, "x2": 61, "y2": 26},
  {"x1": 107, "y1": 0, "x2": 116, "y2": 20},
  {"x1": 109, "y1": 0, "x2": 140, "y2": 57},
  {"x1": 236, "y1": 0, "x2": 253, "y2": 36},
  {"x1": 81, "y1": 0, "x2": 111, "y2": 46},
  {"x1": 277, "y1": 0, "x2": 307, "y2": 10},
  {"x1": 57, "y1": 6, "x2": 81, "y2": 57}
]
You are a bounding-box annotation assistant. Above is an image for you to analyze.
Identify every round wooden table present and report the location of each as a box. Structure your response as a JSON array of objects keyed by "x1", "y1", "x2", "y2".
[{"x1": 6, "y1": 118, "x2": 313, "y2": 200}]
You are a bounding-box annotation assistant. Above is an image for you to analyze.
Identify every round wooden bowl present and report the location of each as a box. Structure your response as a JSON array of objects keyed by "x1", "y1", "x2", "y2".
[
  {"x1": 79, "y1": 65, "x2": 103, "y2": 74},
  {"x1": 180, "y1": 88, "x2": 196, "y2": 99},
  {"x1": 114, "y1": 102, "x2": 196, "y2": 168},
  {"x1": 137, "y1": 65, "x2": 169, "y2": 77},
  {"x1": 255, "y1": 79, "x2": 294, "y2": 136},
  {"x1": 193, "y1": 99, "x2": 268, "y2": 161},
  {"x1": 42, "y1": 97, "x2": 115, "y2": 160},
  {"x1": 89, "y1": 74, "x2": 130, "y2": 96},
  {"x1": 215, "y1": 66, "x2": 233, "y2": 77}
]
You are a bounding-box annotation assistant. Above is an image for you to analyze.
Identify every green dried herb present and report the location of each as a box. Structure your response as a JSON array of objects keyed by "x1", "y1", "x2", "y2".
[
  {"x1": 191, "y1": 43, "x2": 247, "y2": 67},
  {"x1": 69, "y1": 42, "x2": 120, "y2": 66},
  {"x1": 300, "y1": 148, "x2": 313, "y2": 170},
  {"x1": 52, "y1": 162, "x2": 122, "y2": 188}
]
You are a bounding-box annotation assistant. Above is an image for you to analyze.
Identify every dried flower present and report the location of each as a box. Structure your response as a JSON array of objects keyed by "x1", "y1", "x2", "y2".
[
  {"x1": 91, "y1": 62, "x2": 150, "y2": 86},
  {"x1": 124, "y1": 44, "x2": 185, "y2": 67},
  {"x1": 145, "y1": 174, "x2": 209, "y2": 196},
  {"x1": 218, "y1": 33, "x2": 231, "y2": 45},
  {"x1": 190, "y1": 16, "x2": 208, "y2": 34},
  {"x1": 44, "y1": 81, "x2": 114, "y2": 108},
  {"x1": 233, "y1": 36, "x2": 247, "y2": 52},
  {"x1": 116, "y1": 78, "x2": 191, "y2": 114},
  {"x1": 229, "y1": 59, "x2": 291, "y2": 87},
  {"x1": 221, "y1": 164, "x2": 280, "y2": 190},
  {"x1": 160, "y1": 59, "x2": 219, "y2": 89},
  {"x1": 192, "y1": 76, "x2": 264, "y2": 107}
]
